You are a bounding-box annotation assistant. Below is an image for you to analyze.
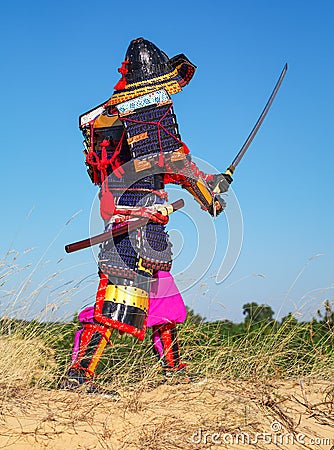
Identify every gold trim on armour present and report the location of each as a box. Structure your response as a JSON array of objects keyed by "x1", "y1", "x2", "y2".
[{"x1": 105, "y1": 285, "x2": 149, "y2": 313}]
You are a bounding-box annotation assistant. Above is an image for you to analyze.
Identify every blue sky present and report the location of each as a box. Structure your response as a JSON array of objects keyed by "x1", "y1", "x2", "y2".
[{"x1": 1, "y1": 0, "x2": 333, "y2": 322}]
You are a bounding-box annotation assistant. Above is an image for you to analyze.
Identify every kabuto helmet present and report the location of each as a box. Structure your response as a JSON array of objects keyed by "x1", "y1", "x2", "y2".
[
  {"x1": 111, "y1": 37, "x2": 196, "y2": 105},
  {"x1": 124, "y1": 38, "x2": 172, "y2": 84}
]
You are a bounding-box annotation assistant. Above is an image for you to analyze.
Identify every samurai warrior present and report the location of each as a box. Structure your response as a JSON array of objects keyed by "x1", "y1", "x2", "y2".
[{"x1": 64, "y1": 37, "x2": 231, "y2": 391}]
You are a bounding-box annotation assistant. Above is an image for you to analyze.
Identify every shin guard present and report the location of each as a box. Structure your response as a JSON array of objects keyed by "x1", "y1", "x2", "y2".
[
  {"x1": 71, "y1": 323, "x2": 112, "y2": 377},
  {"x1": 95, "y1": 273, "x2": 150, "y2": 340},
  {"x1": 152, "y1": 322, "x2": 186, "y2": 371}
]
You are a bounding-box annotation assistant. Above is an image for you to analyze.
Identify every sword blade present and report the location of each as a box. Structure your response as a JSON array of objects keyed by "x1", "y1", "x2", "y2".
[{"x1": 227, "y1": 63, "x2": 288, "y2": 175}]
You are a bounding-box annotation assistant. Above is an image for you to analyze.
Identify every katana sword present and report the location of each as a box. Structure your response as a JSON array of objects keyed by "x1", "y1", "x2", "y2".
[
  {"x1": 65, "y1": 199, "x2": 184, "y2": 253},
  {"x1": 225, "y1": 63, "x2": 288, "y2": 177}
]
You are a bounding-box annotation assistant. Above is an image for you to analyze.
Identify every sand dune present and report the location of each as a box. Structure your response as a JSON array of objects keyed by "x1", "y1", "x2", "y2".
[{"x1": 0, "y1": 378, "x2": 333, "y2": 449}]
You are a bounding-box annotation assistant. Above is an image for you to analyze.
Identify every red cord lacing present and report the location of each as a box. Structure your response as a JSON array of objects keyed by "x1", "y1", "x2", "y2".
[
  {"x1": 119, "y1": 105, "x2": 213, "y2": 182},
  {"x1": 86, "y1": 131, "x2": 126, "y2": 220},
  {"x1": 86, "y1": 130, "x2": 126, "y2": 182},
  {"x1": 119, "y1": 104, "x2": 190, "y2": 168}
]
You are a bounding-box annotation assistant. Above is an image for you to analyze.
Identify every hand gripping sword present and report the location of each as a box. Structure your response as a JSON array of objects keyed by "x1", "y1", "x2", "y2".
[{"x1": 225, "y1": 63, "x2": 288, "y2": 178}]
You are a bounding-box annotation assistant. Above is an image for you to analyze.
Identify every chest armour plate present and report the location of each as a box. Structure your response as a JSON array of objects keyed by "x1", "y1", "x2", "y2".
[{"x1": 116, "y1": 89, "x2": 182, "y2": 164}]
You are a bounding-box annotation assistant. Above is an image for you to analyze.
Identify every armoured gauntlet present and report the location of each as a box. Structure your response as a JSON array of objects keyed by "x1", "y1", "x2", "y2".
[
  {"x1": 168, "y1": 158, "x2": 230, "y2": 217},
  {"x1": 208, "y1": 173, "x2": 233, "y2": 194}
]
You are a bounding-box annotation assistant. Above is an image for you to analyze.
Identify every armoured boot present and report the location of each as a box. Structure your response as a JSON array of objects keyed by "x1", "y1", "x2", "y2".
[
  {"x1": 62, "y1": 323, "x2": 119, "y2": 397},
  {"x1": 152, "y1": 322, "x2": 186, "y2": 374}
]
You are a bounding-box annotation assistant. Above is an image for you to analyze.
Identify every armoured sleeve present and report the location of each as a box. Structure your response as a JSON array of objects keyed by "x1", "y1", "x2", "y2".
[{"x1": 164, "y1": 154, "x2": 226, "y2": 216}]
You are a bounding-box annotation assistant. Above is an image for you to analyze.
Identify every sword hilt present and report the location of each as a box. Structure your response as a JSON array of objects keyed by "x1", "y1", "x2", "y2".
[{"x1": 225, "y1": 165, "x2": 235, "y2": 178}]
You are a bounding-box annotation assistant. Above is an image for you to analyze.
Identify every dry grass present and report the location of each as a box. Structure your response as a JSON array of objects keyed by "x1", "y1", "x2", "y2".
[{"x1": 0, "y1": 334, "x2": 56, "y2": 389}]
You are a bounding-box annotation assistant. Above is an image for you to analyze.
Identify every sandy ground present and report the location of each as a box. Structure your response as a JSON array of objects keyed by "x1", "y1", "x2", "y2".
[{"x1": 0, "y1": 378, "x2": 333, "y2": 450}]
